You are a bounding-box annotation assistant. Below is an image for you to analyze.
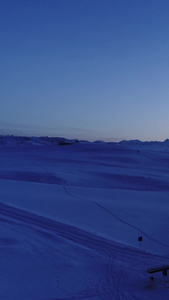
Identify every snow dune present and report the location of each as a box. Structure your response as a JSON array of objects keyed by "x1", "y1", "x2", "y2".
[{"x1": 0, "y1": 136, "x2": 169, "y2": 299}]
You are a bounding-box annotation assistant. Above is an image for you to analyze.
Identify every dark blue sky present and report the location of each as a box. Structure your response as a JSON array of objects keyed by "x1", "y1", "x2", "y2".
[{"x1": 1, "y1": 0, "x2": 169, "y2": 141}]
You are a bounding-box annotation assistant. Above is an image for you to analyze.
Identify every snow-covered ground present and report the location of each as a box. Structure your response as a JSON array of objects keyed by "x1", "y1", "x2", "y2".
[{"x1": 0, "y1": 136, "x2": 169, "y2": 299}]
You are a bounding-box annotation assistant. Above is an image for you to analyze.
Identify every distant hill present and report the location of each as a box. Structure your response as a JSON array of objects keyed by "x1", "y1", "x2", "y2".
[{"x1": 0, "y1": 135, "x2": 168, "y2": 150}]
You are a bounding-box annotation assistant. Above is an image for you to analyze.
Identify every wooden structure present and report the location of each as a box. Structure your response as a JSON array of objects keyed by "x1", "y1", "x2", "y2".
[{"x1": 147, "y1": 265, "x2": 169, "y2": 277}]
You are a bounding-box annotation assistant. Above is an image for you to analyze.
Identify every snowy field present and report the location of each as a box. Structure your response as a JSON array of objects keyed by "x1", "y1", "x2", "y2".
[{"x1": 0, "y1": 136, "x2": 169, "y2": 299}]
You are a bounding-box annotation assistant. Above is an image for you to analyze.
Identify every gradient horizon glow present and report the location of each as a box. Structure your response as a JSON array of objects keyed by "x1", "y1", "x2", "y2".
[{"x1": 1, "y1": 0, "x2": 169, "y2": 141}]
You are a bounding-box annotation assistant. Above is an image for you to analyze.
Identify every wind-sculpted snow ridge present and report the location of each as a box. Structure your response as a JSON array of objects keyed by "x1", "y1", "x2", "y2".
[{"x1": 0, "y1": 170, "x2": 67, "y2": 184}]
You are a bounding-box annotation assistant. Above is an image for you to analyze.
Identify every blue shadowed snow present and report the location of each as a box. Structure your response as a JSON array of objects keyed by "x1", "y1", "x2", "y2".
[{"x1": 0, "y1": 136, "x2": 169, "y2": 299}]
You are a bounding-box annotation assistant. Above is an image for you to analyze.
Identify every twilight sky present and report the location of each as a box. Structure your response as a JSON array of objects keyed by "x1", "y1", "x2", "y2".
[{"x1": 1, "y1": 0, "x2": 169, "y2": 141}]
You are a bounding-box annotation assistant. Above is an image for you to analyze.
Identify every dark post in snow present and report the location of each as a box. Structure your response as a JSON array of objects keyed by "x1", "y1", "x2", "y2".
[
  {"x1": 138, "y1": 236, "x2": 142, "y2": 249},
  {"x1": 163, "y1": 269, "x2": 167, "y2": 286}
]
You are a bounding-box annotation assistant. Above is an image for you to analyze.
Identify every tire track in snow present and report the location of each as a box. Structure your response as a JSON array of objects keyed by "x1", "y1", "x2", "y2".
[
  {"x1": 0, "y1": 202, "x2": 146, "y2": 261},
  {"x1": 0, "y1": 201, "x2": 124, "y2": 299},
  {"x1": 63, "y1": 186, "x2": 169, "y2": 299},
  {"x1": 0, "y1": 201, "x2": 165, "y2": 267},
  {"x1": 63, "y1": 186, "x2": 169, "y2": 250},
  {"x1": 0, "y1": 201, "x2": 168, "y2": 300}
]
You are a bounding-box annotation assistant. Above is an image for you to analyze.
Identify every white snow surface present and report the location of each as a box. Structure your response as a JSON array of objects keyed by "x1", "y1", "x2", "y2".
[{"x1": 0, "y1": 136, "x2": 169, "y2": 299}]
